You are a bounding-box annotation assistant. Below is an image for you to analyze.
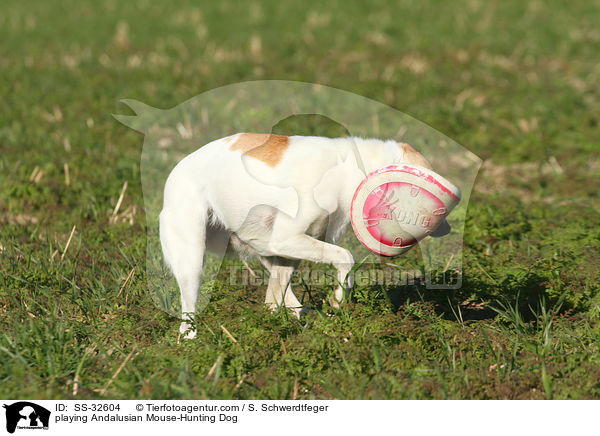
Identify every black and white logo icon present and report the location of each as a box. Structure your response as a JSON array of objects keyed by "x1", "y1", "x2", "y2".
[{"x1": 2, "y1": 402, "x2": 50, "y2": 434}]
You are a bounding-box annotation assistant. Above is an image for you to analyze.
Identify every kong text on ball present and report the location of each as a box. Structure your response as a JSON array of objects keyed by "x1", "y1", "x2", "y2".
[{"x1": 351, "y1": 164, "x2": 461, "y2": 257}]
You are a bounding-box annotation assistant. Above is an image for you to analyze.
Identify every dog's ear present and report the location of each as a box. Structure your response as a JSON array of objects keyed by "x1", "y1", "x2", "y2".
[
  {"x1": 397, "y1": 142, "x2": 433, "y2": 170},
  {"x1": 430, "y1": 219, "x2": 451, "y2": 237}
]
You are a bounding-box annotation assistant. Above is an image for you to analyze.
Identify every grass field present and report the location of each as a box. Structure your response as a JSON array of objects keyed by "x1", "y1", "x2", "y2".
[{"x1": 1, "y1": 0, "x2": 599, "y2": 399}]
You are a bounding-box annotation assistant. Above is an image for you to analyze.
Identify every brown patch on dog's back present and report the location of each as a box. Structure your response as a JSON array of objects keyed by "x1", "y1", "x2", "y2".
[
  {"x1": 229, "y1": 133, "x2": 290, "y2": 167},
  {"x1": 222, "y1": 135, "x2": 236, "y2": 144},
  {"x1": 398, "y1": 142, "x2": 433, "y2": 169}
]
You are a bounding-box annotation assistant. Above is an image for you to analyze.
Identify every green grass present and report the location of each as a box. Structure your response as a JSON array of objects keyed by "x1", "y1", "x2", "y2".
[{"x1": 1, "y1": 0, "x2": 600, "y2": 399}]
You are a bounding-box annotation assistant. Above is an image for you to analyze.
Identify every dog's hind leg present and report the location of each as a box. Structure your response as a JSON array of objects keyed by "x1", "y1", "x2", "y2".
[{"x1": 159, "y1": 205, "x2": 207, "y2": 339}]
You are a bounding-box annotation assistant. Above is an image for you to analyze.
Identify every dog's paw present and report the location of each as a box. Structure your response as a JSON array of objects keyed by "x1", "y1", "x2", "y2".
[
  {"x1": 291, "y1": 306, "x2": 310, "y2": 319},
  {"x1": 328, "y1": 294, "x2": 341, "y2": 310},
  {"x1": 179, "y1": 322, "x2": 197, "y2": 340},
  {"x1": 183, "y1": 330, "x2": 197, "y2": 340}
]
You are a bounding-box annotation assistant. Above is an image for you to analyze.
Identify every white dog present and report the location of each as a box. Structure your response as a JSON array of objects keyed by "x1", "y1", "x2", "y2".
[{"x1": 159, "y1": 133, "x2": 449, "y2": 338}]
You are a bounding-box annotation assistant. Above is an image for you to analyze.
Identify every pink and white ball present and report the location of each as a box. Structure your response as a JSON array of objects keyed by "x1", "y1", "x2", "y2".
[{"x1": 351, "y1": 164, "x2": 461, "y2": 257}]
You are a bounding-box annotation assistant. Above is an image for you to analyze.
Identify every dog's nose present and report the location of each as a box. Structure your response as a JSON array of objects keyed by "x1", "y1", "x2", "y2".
[{"x1": 430, "y1": 219, "x2": 451, "y2": 237}]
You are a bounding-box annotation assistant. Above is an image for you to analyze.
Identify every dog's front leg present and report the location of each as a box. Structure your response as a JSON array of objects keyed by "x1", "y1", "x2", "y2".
[
  {"x1": 268, "y1": 234, "x2": 354, "y2": 310},
  {"x1": 329, "y1": 251, "x2": 354, "y2": 310}
]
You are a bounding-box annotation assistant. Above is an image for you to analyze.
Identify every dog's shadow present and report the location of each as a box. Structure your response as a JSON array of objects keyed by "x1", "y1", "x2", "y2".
[
  {"x1": 236, "y1": 260, "x2": 565, "y2": 324},
  {"x1": 379, "y1": 271, "x2": 563, "y2": 323}
]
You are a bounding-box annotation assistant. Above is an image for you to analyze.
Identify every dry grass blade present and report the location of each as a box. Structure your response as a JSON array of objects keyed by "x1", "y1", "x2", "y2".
[
  {"x1": 64, "y1": 162, "x2": 70, "y2": 186},
  {"x1": 234, "y1": 373, "x2": 248, "y2": 391},
  {"x1": 29, "y1": 165, "x2": 40, "y2": 181},
  {"x1": 73, "y1": 343, "x2": 98, "y2": 396},
  {"x1": 443, "y1": 253, "x2": 456, "y2": 273},
  {"x1": 220, "y1": 325, "x2": 238, "y2": 343},
  {"x1": 72, "y1": 373, "x2": 80, "y2": 396},
  {"x1": 205, "y1": 355, "x2": 223, "y2": 380},
  {"x1": 117, "y1": 266, "x2": 136, "y2": 298},
  {"x1": 34, "y1": 169, "x2": 45, "y2": 184},
  {"x1": 99, "y1": 344, "x2": 138, "y2": 396},
  {"x1": 110, "y1": 181, "x2": 128, "y2": 223},
  {"x1": 60, "y1": 225, "x2": 77, "y2": 262}
]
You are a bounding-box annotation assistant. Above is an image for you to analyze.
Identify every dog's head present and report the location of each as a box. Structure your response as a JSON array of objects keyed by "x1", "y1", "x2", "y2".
[{"x1": 397, "y1": 141, "x2": 451, "y2": 238}]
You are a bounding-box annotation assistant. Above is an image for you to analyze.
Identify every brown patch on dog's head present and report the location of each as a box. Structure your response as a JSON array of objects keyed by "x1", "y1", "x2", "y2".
[
  {"x1": 398, "y1": 142, "x2": 433, "y2": 169},
  {"x1": 229, "y1": 133, "x2": 290, "y2": 167}
]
